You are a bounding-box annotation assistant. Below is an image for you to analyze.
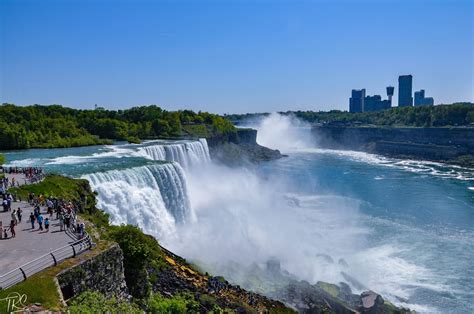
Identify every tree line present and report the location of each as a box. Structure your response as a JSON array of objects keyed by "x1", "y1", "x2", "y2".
[
  {"x1": 226, "y1": 102, "x2": 474, "y2": 127},
  {"x1": 0, "y1": 104, "x2": 235, "y2": 150}
]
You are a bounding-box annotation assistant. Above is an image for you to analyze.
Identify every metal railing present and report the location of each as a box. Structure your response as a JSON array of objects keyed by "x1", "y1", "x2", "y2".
[{"x1": 0, "y1": 232, "x2": 93, "y2": 291}]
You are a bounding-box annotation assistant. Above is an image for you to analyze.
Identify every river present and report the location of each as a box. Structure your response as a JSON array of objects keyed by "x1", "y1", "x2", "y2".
[{"x1": 2, "y1": 114, "x2": 473, "y2": 313}]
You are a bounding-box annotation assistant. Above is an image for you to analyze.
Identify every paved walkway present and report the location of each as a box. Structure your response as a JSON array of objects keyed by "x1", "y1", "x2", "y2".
[{"x1": 0, "y1": 174, "x2": 77, "y2": 275}]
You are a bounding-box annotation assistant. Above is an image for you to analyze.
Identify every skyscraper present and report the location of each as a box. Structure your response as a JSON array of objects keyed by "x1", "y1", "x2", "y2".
[
  {"x1": 414, "y1": 89, "x2": 434, "y2": 106},
  {"x1": 349, "y1": 89, "x2": 366, "y2": 113},
  {"x1": 398, "y1": 75, "x2": 413, "y2": 107},
  {"x1": 386, "y1": 86, "x2": 394, "y2": 107}
]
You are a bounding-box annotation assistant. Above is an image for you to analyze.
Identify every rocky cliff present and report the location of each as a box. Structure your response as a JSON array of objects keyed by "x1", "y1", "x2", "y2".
[
  {"x1": 313, "y1": 126, "x2": 474, "y2": 167},
  {"x1": 208, "y1": 128, "x2": 283, "y2": 165},
  {"x1": 56, "y1": 244, "x2": 129, "y2": 301}
]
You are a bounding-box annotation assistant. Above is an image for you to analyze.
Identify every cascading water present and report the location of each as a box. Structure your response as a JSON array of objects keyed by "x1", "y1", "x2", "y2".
[
  {"x1": 140, "y1": 139, "x2": 210, "y2": 168},
  {"x1": 82, "y1": 162, "x2": 193, "y2": 238},
  {"x1": 6, "y1": 120, "x2": 471, "y2": 312}
]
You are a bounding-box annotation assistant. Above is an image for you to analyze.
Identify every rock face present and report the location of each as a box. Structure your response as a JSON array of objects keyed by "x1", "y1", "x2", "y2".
[
  {"x1": 56, "y1": 244, "x2": 129, "y2": 301},
  {"x1": 274, "y1": 280, "x2": 356, "y2": 313},
  {"x1": 274, "y1": 281, "x2": 412, "y2": 314},
  {"x1": 208, "y1": 128, "x2": 283, "y2": 165},
  {"x1": 312, "y1": 126, "x2": 474, "y2": 166},
  {"x1": 149, "y1": 247, "x2": 293, "y2": 313}
]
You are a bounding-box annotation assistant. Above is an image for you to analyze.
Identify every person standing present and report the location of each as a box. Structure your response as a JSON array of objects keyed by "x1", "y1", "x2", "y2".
[
  {"x1": 64, "y1": 213, "x2": 71, "y2": 230},
  {"x1": 11, "y1": 208, "x2": 18, "y2": 226},
  {"x1": 30, "y1": 212, "x2": 35, "y2": 229},
  {"x1": 17, "y1": 207, "x2": 22, "y2": 223},
  {"x1": 59, "y1": 213, "x2": 64, "y2": 231},
  {"x1": 9, "y1": 220, "x2": 15, "y2": 238},
  {"x1": 37, "y1": 213, "x2": 44, "y2": 231}
]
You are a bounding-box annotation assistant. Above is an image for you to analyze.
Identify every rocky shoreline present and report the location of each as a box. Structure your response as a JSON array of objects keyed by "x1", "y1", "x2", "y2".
[{"x1": 312, "y1": 126, "x2": 474, "y2": 168}]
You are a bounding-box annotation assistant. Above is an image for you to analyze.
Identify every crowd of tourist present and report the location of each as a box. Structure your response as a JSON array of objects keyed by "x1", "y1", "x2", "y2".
[
  {"x1": 1, "y1": 166, "x2": 44, "y2": 186},
  {"x1": 0, "y1": 170, "x2": 86, "y2": 240}
]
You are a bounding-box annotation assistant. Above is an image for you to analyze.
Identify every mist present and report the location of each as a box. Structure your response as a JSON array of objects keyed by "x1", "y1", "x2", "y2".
[
  {"x1": 241, "y1": 112, "x2": 315, "y2": 153},
  {"x1": 164, "y1": 161, "x2": 368, "y2": 285},
  {"x1": 158, "y1": 113, "x2": 437, "y2": 312}
]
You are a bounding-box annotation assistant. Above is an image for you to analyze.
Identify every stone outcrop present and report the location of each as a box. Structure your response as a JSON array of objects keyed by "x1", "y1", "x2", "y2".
[
  {"x1": 208, "y1": 128, "x2": 283, "y2": 165},
  {"x1": 273, "y1": 280, "x2": 412, "y2": 314},
  {"x1": 56, "y1": 244, "x2": 129, "y2": 301}
]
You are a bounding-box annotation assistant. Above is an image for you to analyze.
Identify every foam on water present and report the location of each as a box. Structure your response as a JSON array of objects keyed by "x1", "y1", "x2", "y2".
[
  {"x1": 297, "y1": 148, "x2": 474, "y2": 182},
  {"x1": 5, "y1": 158, "x2": 44, "y2": 167},
  {"x1": 47, "y1": 146, "x2": 140, "y2": 165}
]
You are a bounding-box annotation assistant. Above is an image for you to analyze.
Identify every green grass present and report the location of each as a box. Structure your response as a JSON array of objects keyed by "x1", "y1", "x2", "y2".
[
  {"x1": 0, "y1": 270, "x2": 61, "y2": 313},
  {"x1": 10, "y1": 175, "x2": 89, "y2": 200}
]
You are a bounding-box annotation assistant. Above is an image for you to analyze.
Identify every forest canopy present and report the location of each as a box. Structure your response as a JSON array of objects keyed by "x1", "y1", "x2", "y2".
[
  {"x1": 226, "y1": 103, "x2": 474, "y2": 128},
  {"x1": 0, "y1": 104, "x2": 235, "y2": 150}
]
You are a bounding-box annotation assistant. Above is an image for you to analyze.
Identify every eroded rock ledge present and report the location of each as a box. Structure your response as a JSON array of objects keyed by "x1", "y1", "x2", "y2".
[{"x1": 208, "y1": 128, "x2": 284, "y2": 165}]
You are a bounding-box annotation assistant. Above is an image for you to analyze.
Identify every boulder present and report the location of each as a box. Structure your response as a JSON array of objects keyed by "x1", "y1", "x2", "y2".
[{"x1": 360, "y1": 290, "x2": 384, "y2": 313}]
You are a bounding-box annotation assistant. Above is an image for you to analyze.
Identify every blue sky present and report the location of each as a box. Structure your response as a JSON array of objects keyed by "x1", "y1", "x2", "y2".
[{"x1": 1, "y1": 0, "x2": 473, "y2": 113}]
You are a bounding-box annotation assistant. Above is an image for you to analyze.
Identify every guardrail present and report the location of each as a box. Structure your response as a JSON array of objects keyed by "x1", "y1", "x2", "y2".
[{"x1": 0, "y1": 232, "x2": 93, "y2": 291}]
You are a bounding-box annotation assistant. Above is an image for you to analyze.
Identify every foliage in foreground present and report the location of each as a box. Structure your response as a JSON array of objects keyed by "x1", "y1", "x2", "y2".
[
  {"x1": 68, "y1": 290, "x2": 209, "y2": 314},
  {"x1": 68, "y1": 291, "x2": 141, "y2": 314},
  {"x1": 107, "y1": 225, "x2": 169, "y2": 298}
]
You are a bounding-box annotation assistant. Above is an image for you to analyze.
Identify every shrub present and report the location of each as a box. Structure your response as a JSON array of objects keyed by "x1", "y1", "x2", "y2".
[{"x1": 68, "y1": 291, "x2": 141, "y2": 314}]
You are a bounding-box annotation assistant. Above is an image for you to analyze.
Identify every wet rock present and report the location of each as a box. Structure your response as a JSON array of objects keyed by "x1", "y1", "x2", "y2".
[
  {"x1": 207, "y1": 276, "x2": 227, "y2": 293},
  {"x1": 274, "y1": 280, "x2": 356, "y2": 313},
  {"x1": 360, "y1": 290, "x2": 384, "y2": 313}
]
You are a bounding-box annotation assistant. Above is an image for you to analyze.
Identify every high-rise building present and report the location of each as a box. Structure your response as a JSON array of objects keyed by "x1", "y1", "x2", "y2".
[
  {"x1": 398, "y1": 75, "x2": 413, "y2": 107},
  {"x1": 386, "y1": 86, "x2": 394, "y2": 107},
  {"x1": 349, "y1": 89, "x2": 366, "y2": 113},
  {"x1": 414, "y1": 89, "x2": 434, "y2": 106},
  {"x1": 364, "y1": 95, "x2": 391, "y2": 112}
]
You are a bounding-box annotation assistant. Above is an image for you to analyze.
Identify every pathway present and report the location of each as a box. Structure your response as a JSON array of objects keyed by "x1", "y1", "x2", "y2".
[{"x1": 0, "y1": 174, "x2": 77, "y2": 275}]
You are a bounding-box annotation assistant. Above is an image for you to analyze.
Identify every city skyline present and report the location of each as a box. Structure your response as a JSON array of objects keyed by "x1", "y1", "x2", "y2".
[
  {"x1": 1, "y1": 0, "x2": 473, "y2": 114},
  {"x1": 349, "y1": 74, "x2": 438, "y2": 113}
]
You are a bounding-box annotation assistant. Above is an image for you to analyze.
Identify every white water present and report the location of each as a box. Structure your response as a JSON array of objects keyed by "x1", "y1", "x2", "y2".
[
  {"x1": 250, "y1": 112, "x2": 315, "y2": 152},
  {"x1": 139, "y1": 139, "x2": 210, "y2": 168},
  {"x1": 51, "y1": 116, "x2": 468, "y2": 312},
  {"x1": 82, "y1": 163, "x2": 194, "y2": 239}
]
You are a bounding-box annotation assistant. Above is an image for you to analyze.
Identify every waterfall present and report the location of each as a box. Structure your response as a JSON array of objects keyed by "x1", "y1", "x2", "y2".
[
  {"x1": 82, "y1": 162, "x2": 193, "y2": 238},
  {"x1": 140, "y1": 139, "x2": 210, "y2": 168}
]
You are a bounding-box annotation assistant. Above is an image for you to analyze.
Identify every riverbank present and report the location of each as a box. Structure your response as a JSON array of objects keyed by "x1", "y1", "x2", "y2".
[{"x1": 312, "y1": 126, "x2": 474, "y2": 168}]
